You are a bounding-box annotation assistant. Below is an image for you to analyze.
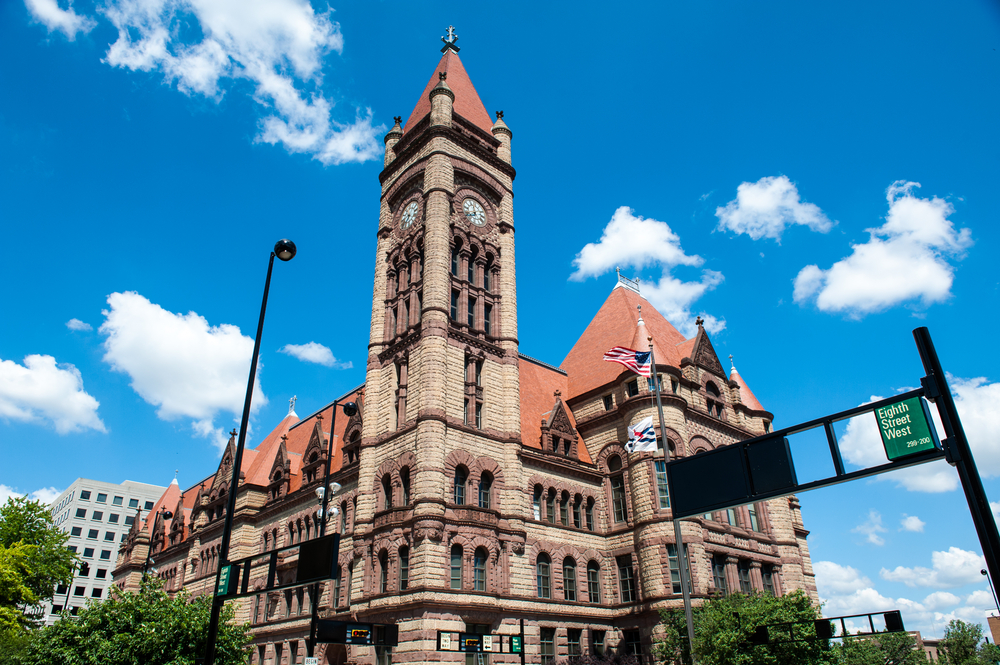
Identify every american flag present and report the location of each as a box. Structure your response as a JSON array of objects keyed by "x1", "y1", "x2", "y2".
[
  {"x1": 626, "y1": 416, "x2": 657, "y2": 453},
  {"x1": 603, "y1": 346, "x2": 651, "y2": 377}
]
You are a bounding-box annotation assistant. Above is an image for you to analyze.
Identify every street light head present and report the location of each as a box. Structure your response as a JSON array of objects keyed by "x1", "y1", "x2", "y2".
[
  {"x1": 315, "y1": 486, "x2": 325, "y2": 501},
  {"x1": 329, "y1": 482, "x2": 342, "y2": 496},
  {"x1": 983, "y1": 569, "x2": 989, "y2": 576},
  {"x1": 342, "y1": 402, "x2": 358, "y2": 417},
  {"x1": 274, "y1": 239, "x2": 297, "y2": 261},
  {"x1": 163, "y1": 510, "x2": 173, "y2": 520}
]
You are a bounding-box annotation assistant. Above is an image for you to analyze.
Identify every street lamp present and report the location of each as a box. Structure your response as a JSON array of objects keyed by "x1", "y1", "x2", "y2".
[
  {"x1": 306, "y1": 399, "x2": 357, "y2": 658},
  {"x1": 203, "y1": 239, "x2": 296, "y2": 665},
  {"x1": 982, "y1": 569, "x2": 1000, "y2": 616}
]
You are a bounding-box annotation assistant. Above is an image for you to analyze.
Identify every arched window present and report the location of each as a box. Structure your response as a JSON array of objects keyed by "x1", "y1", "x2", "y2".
[
  {"x1": 469, "y1": 246, "x2": 478, "y2": 284},
  {"x1": 586, "y1": 497, "x2": 595, "y2": 531},
  {"x1": 560, "y1": 491, "x2": 570, "y2": 526},
  {"x1": 608, "y1": 455, "x2": 627, "y2": 523},
  {"x1": 533, "y1": 485, "x2": 542, "y2": 520},
  {"x1": 546, "y1": 489, "x2": 556, "y2": 523},
  {"x1": 706, "y1": 381, "x2": 724, "y2": 418},
  {"x1": 450, "y1": 545, "x2": 463, "y2": 589},
  {"x1": 333, "y1": 565, "x2": 341, "y2": 608},
  {"x1": 563, "y1": 557, "x2": 577, "y2": 601},
  {"x1": 573, "y1": 495, "x2": 582, "y2": 528},
  {"x1": 401, "y1": 467, "x2": 411, "y2": 506},
  {"x1": 399, "y1": 546, "x2": 409, "y2": 591},
  {"x1": 382, "y1": 475, "x2": 393, "y2": 510},
  {"x1": 537, "y1": 554, "x2": 551, "y2": 598},
  {"x1": 474, "y1": 547, "x2": 488, "y2": 592},
  {"x1": 454, "y1": 466, "x2": 468, "y2": 505},
  {"x1": 587, "y1": 561, "x2": 601, "y2": 603},
  {"x1": 379, "y1": 550, "x2": 389, "y2": 594},
  {"x1": 479, "y1": 472, "x2": 493, "y2": 509},
  {"x1": 451, "y1": 242, "x2": 460, "y2": 276},
  {"x1": 484, "y1": 254, "x2": 494, "y2": 292}
]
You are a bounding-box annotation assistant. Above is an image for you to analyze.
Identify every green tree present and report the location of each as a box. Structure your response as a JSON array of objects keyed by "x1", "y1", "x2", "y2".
[
  {"x1": 655, "y1": 590, "x2": 835, "y2": 665},
  {"x1": 834, "y1": 630, "x2": 925, "y2": 665},
  {"x1": 0, "y1": 542, "x2": 41, "y2": 632},
  {"x1": 939, "y1": 619, "x2": 999, "y2": 665},
  {"x1": 19, "y1": 578, "x2": 253, "y2": 665},
  {"x1": 0, "y1": 497, "x2": 77, "y2": 606}
]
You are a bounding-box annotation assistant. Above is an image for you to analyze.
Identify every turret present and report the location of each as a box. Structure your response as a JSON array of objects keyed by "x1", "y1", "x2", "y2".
[
  {"x1": 429, "y1": 72, "x2": 454, "y2": 127},
  {"x1": 383, "y1": 116, "x2": 403, "y2": 166},
  {"x1": 492, "y1": 111, "x2": 512, "y2": 163}
]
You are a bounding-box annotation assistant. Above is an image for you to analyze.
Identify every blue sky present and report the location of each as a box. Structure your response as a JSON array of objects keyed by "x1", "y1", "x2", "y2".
[{"x1": 2, "y1": 0, "x2": 1000, "y2": 639}]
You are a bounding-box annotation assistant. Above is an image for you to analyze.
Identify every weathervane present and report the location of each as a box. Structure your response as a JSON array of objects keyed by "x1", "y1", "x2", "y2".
[
  {"x1": 289, "y1": 395, "x2": 297, "y2": 414},
  {"x1": 729, "y1": 354, "x2": 734, "y2": 370},
  {"x1": 441, "y1": 25, "x2": 460, "y2": 53}
]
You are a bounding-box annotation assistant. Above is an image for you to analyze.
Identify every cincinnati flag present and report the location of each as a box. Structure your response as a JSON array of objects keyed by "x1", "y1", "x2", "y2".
[
  {"x1": 626, "y1": 416, "x2": 657, "y2": 453},
  {"x1": 603, "y1": 346, "x2": 652, "y2": 377}
]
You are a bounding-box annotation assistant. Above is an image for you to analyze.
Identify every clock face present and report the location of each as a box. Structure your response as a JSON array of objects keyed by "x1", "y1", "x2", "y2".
[
  {"x1": 463, "y1": 198, "x2": 486, "y2": 226},
  {"x1": 400, "y1": 201, "x2": 419, "y2": 229}
]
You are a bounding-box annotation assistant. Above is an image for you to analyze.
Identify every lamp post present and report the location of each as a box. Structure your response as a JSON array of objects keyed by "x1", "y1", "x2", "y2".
[
  {"x1": 982, "y1": 569, "x2": 1000, "y2": 616},
  {"x1": 203, "y1": 239, "x2": 296, "y2": 665},
  {"x1": 306, "y1": 398, "x2": 358, "y2": 658}
]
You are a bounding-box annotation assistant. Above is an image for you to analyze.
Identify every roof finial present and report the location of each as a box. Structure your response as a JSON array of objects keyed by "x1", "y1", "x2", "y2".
[
  {"x1": 228, "y1": 428, "x2": 237, "y2": 439},
  {"x1": 439, "y1": 71, "x2": 447, "y2": 81},
  {"x1": 696, "y1": 316, "x2": 704, "y2": 328},
  {"x1": 441, "y1": 25, "x2": 460, "y2": 53},
  {"x1": 174, "y1": 469, "x2": 178, "y2": 480},
  {"x1": 393, "y1": 115, "x2": 402, "y2": 125},
  {"x1": 729, "y1": 354, "x2": 735, "y2": 370},
  {"x1": 288, "y1": 395, "x2": 297, "y2": 415},
  {"x1": 496, "y1": 110, "x2": 504, "y2": 120},
  {"x1": 636, "y1": 304, "x2": 645, "y2": 325}
]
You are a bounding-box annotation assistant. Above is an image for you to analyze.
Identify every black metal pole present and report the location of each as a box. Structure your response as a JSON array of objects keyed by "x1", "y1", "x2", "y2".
[
  {"x1": 307, "y1": 401, "x2": 340, "y2": 657},
  {"x1": 913, "y1": 327, "x2": 1000, "y2": 589},
  {"x1": 984, "y1": 570, "x2": 1000, "y2": 616},
  {"x1": 204, "y1": 251, "x2": 277, "y2": 665}
]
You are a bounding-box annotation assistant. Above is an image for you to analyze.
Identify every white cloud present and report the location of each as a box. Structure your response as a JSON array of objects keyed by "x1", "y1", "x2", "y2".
[
  {"x1": 66, "y1": 318, "x2": 92, "y2": 331},
  {"x1": 715, "y1": 175, "x2": 834, "y2": 241},
  {"x1": 99, "y1": 291, "x2": 266, "y2": 450},
  {"x1": 852, "y1": 509, "x2": 888, "y2": 545},
  {"x1": 0, "y1": 485, "x2": 63, "y2": 505},
  {"x1": 991, "y1": 502, "x2": 1000, "y2": 522},
  {"x1": 794, "y1": 181, "x2": 972, "y2": 316},
  {"x1": 814, "y1": 561, "x2": 872, "y2": 595},
  {"x1": 30, "y1": 0, "x2": 383, "y2": 165},
  {"x1": 880, "y1": 547, "x2": 985, "y2": 588},
  {"x1": 279, "y1": 342, "x2": 351, "y2": 369},
  {"x1": 901, "y1": 514, "x2": 926, "y2": 532},
  {"x1": 922, "y1": 591, "x2": 961, "y2": 611},
  {"x1": 570, "y1": 207, "x2": 725, "y2": 336},
  {"x1": 24, "y1": 0, "x2": 96, "y2": 40},
  {"x1": 0, "y1": 354, "x2": 106, "y2": 434}
]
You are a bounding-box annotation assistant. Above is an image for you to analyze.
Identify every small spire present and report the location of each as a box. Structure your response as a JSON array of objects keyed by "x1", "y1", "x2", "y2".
[
  {"x1": 288, "y1": 395, "x2": 297, "y2": 415},
  {"x1": 636, "y1": 304, "x2": 645, "y2": 325},
  {"x1": 729, "y1": 354, "x2": 735, "y2": 371},
  {"x1": 441, "y1": 25, "x2": 460, "y2": 53}
]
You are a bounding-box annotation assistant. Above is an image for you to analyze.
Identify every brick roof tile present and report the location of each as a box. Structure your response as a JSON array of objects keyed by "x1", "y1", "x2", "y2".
[{"x1": 403, "y1": 50, "x2": 494, "y2": 135}]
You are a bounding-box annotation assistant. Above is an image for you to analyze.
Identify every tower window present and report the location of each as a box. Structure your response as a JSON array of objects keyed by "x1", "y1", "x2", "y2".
[
  {"x1": 451, "y1": 545, "x2": 463, "y2": 589},
  {"x1": 536, "y1": 554, "x2": 551, "y2": 598},
  {"x1": 616, "y1": 554, "x2": 636, "y2": 603},
  {"x1": 484, "y1": 304, "x2": 492, "y2": 335},
  {"x1": 451, "y1": 290, "x2": 459, "y2": 321},
  {"x1": 587, "y1": 561, "x2": 601, "y2": 603},
  {"x1": 399, "y1": 547, "x2": 409, "y2": 591},
  {"x1": 454, "y1": 467, "x2": 467, "y2": 505},
  {"x1": 626, "y1": 380, "x2": 639, "y2": 398},
  {"x1": 468, "y1": 296, "x2": 476, "y2": 328},
  {"x1": 603, "y1": 395, "x2": 613, "y2": 410},
  {"x1": 474, "y1": 547, "x2": 487, "y2": 591},
  {"x1": 655, "y1": 460, "x2": 670, "y2": 509},
  {"x1": 451, "y1": 245, "x2": 459, "y2": 276},
  {"x1": 563, "y1": 557, "x2": 577, "y2": 601}
]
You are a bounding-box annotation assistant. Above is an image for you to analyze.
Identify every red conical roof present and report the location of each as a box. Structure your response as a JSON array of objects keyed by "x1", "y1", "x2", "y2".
[
  {"x1": 560, "y1": 286, "x2": 688, "y2": 399},
  {"x1": 730, "y1": 366, "x2": 766, "y2": 412},
  {"x1": 403, "y1": 50, "x2": 494, "y2": 135}
]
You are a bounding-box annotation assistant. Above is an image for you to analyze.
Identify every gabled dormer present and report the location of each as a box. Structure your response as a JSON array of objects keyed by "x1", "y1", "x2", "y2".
[
  {"x1": 540, "y1": 393, "x2": 579, "y2": 459},
  {"x1": 341, "y1": 401, "x2": 364, "y2": 467},
  {"x1": 168, "y1": 500, "x2": 186, "y2": 546},
  {"x1": 267, "y1": 436, "x2": 292, "y2": 502},
  {"x1": 301, "y1": 416, "x2": 329, "y2": 487}
]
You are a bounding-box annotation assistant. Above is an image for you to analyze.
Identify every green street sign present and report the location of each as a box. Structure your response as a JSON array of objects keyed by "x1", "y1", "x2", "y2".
[
  {"x1": 217, "y1": 565, "x2": 232, "y2": 596},
  {"x1": 874, "y1": 397, "x2": 939, "y2": 460},
  {"x1": 511, "y1": 636, "x2": 522, "y2": 654}
]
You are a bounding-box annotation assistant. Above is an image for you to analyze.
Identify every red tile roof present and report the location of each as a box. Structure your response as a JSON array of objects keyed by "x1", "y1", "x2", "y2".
[
  {"x1": 519, "y1": 356, "x2": 592, "y2": 465},
  {"x1": 561, "y1": 286, "x2": 689, "y2": 399},
  {"x1": 730, "y1": 367, "x2": 766, "y2": 412},
  {"x1": 403, "y1": 50, "x2": 494, "y2": 135}
]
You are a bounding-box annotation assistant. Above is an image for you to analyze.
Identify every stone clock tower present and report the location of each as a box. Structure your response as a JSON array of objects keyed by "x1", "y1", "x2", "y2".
[{"x1": 356, "y1": 29, "x2": 528, "y2": 658}]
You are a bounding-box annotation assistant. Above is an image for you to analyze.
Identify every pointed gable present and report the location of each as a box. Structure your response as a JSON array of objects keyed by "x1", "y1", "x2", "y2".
[
  {"x1": 561, "y1": 286, "x2": 688, "y2": 399},
  {"x1": 519, "y1": 355, "x2": 592, "y2": 464},
  {"x1": 404, "y1": 49, "x2": 494, "y2": 135},
  {"x1": 689, "y1": 325, "x2": 725, "y2": 378}
]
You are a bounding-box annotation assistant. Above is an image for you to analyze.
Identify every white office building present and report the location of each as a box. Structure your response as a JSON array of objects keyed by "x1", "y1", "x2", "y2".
[{"x1": 43, "y1": 477, "x2": 166, "y2": 624}]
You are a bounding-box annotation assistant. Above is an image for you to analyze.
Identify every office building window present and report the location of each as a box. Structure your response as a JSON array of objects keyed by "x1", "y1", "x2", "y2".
[
  {"x1": 100, "y1": 550, "x2": 111, "y2": 560},
  {"x1": 67, "y1": 546, "x2": 77, "y2": 553},
  {"x1": 587, "y1": 561, "x2": 601, "y2": 603},
  {"x1": 540, "y1": 627, "x2": 555, "y2": 665},
  {"x1": 112, "y1": 496, "x2": 123, "y2": 506},
  {"x1": 104, "y1": 532, "x2": 115, "y2": 542},
  {"x1": 80, "y1": 491, "x2": 91, "y2": 500},
  {"x1": 96, "y1": 493, "x2": 107, "y2": 503},
  {"x1": 83, "y1": 548, "x2": 94, "y2": 558},
  {"x1": 536, "y1": 554, "x2": 551, "y2": 598},
  {"x1": 56, "y1": 584, "x2": 68, "y2": 595},
  {"x1": 74, "y1": 586, "x2": 85, "y2": 597},
  {"x1": 568, "y1": 629, "x2": 582, "y2": 657},
  {"x1": 712, "y1": 555, "x2": 728, "y2": 595},
  {"x1": 124, "y1": 516, "x2": 134, "y2": 526},
  {"x1": 75, "y1": 509, "x2": 86, "y2": 519},
  {"x1": 108, "y1": 514, "x2": 119, "y2": 524},
  {"x1": 96, "y1": 569, "x2": 107, "y2": 579},
  {"x1": 655, "y1": 460, "x2": 670, "y2": 509},
  {"x1": 128, "y1": 498, "x2": 139, "y2": 508},
  {"x1": 92, "y1": 511, "x2": 103, "y2": 521},
  {"x1": 51, "y1": 605, "x2": 63, "y2": 614},
  {"x1": 450, "y1": 545, "x2": 463, "y2": 589},
  {"x1": 71, "y1": 527, "x2": 81, "y2": 537},
  {"x1": 563, "y1": 558, "x2": 577, "y2": 601},
  {"x1": 91, "y1": 588, "x2": 102, "y2": 598},
  {"x1": 144, "y1": 501, "x2": 154, "y2": 510},
  {"x1": 617, "y1": 554, "x2": 636, "y2": 603}
]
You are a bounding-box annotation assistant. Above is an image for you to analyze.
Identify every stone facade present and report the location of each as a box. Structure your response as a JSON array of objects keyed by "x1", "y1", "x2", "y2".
[{"x1": 113, "y1": 40, "x2": 816, "y2": 665}]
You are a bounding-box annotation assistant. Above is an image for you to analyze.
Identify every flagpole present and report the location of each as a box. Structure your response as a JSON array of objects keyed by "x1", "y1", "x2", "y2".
[{"x1": 648, "y1": 338, "x2": 698, "y2": 664}]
